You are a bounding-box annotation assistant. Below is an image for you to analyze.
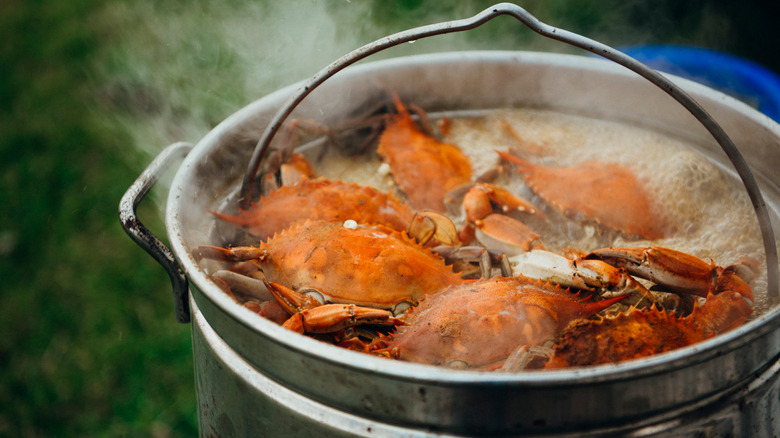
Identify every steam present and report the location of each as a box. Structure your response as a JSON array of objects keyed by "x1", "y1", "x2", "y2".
[
  {"x1": 97, "y1": 1, "x2": 523, "y2": 209},
  {"x1": 94, "y1": 0, "x2": 629, "y2": 172},
  {"x1": 96, "y1": 0, "x2": 761, "y2": 172}
]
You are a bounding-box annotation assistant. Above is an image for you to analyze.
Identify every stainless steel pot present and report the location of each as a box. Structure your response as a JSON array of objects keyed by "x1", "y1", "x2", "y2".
[{"x1": 120, "y1": 5, "x2": 780, "y2": 437}]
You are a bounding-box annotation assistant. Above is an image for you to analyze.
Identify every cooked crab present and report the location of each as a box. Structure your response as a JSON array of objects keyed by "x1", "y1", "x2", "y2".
[
  {"x1": 496, "y1": 149, "x2": 668, "y2": 240},
  {"x1": 545, "y1": 289, "x2": 753, "y2": 368},
  {"x1": 376, "y1": 95, "x2": 473, "y2": 213},
  {"x1": 211, "y1": 178, "x2": 416, "y2": 241},
  {"x1": 377, "y1": 96, "x2": 547, "y2": 254},
  {"x1": 368, "y1": 275, "x2": 626, "y2": 370},
  {"x1": 194, "y1": 219, "x2": 463, "y2": 332}
]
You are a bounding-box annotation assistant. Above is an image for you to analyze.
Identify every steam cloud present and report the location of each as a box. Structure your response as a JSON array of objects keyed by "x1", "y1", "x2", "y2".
[{"x1": 99, "y1": 1, "x2": 542, "y2": 210}]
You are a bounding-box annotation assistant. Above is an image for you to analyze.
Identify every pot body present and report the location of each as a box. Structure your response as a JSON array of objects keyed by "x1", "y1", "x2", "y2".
[
  {"x1": 165, "y1": 52, "x2": 780, "y2": 435},
  {"x1": 192, "y1": 297, "x2": 780, "y2": 437}
]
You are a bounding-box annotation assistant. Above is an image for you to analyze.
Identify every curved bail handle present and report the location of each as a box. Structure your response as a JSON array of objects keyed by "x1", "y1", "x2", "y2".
[
  {"x1": 119, "y1": 141, "x2": 193, "y2": 323},
  {"x1": 240, "y1": 2, "x2": 778, "y2": 299}
]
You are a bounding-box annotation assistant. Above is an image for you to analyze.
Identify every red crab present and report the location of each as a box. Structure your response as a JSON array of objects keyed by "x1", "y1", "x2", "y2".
[
  {"x1": 195, "y1": 220, "x2": 463, "y2": 331},
  {"x1": 358, "y1": 245, "x2": 755, "y2": 370},
  {"x1": 211, "y1": 178, "x2": 416, "y2": 241},
  {"x1": 496, "y1": 149, "x2": 668, "y2": 240},
  {"x1": 545, "y1": 289, "x2": 753, "y2": 368},
  {"x1": 511, "y1": 246, "x2": 756, "y2": 368},
  {"x1": 376, "y1": 95, "x2": 474, "y2": 213},
  {"x1": 377, "y1": 96, "x2": 545, "y2": 253},
  {"x1": 368, "y1": 275, "x2": 626, "y2": 370}
]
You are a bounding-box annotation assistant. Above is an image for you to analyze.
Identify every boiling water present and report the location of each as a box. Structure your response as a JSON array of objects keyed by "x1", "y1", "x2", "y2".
[{"x1": 306, "y1": 108, "x2": 771, "y2": 312}]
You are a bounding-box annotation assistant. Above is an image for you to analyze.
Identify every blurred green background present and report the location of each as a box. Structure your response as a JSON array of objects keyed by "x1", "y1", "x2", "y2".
[{"x1": 1, "y1": 0, "x2": 776, "y2": 436}]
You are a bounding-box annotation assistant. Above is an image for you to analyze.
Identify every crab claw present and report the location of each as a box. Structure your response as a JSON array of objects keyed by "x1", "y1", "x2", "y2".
[
  {"x1": 510, "y1": 250, "x2": 656, "y2": 307},
  {"x1": 408, "y1": 210, "x2": 459, "y2": 246},
  {"x1": 450, "y1": 182, "x2": 545, "y2": 255},
  {"x1": 265, "y1": 152, "x2": 316, "y2": 191},
  {"x1": 264, "y1": 281, "x2": 325, "y2": 314},
  {"x1": 586, "y1": 247, "x2": 754, "y2": 301},
  {"x1": 474, "y1": 214, "x2": 545, "y2": 256},
  {"x1": 714, "y1": 265, "x2": 756, "y2": 302},
  {"x1": 462, "y1": 183, "x2": 538, "y2": 223},
  {"x1": 283, "y1": 304, "x2": 403, "y2": 334},
  {"x1": 265, "y1": 281, "x2": 403, "y2": 334}
]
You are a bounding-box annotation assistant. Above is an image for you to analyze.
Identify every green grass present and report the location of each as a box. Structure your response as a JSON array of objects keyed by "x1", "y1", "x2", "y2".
[
  {"x1": 1, "y1": 0, "x2": 776, "y2": 436},
  {"x1": 0, "y1": 1, "x2": 198, "y2": 435}
]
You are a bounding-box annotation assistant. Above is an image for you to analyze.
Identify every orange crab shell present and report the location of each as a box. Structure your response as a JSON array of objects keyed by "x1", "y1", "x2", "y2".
[
  {"x1": 376, "y1": 95, "x2": 473, "y2": 212},
  {"x1": 261, "y1": 220, "x2": 463, "y2": 309},
  {"x1": 211, "y1": 178, "x2": 415, "y2": 240},
  {"x1": 496, "y1": 150, "x2": 667, "y2": 240},
  {"x1": 545, "y1": 290, "x2": 753, "y2": 368},
  {"x1": 375, "y1": 276, "x2": 626, "y2": 369}
]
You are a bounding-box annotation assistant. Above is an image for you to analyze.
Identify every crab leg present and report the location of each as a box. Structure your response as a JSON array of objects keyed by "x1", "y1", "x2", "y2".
[
  {"x1": 211, "y1": 270, "x2": 274, "y2": 302},
  {"x1": 259, "y1": 119, "x2": 333, "y2": 192},
  {"x1": 461, "y1": 183, "x2": 538, "y2": 222},
  {"x1": 586, "y1": 247, "x2": 754, "y2": 301},
  {"x1": 429, "y1": 244, "x2": 514, "y2": 279}
]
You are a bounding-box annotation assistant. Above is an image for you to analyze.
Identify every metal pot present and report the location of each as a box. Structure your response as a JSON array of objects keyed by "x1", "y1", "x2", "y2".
[{"x1": 120, "y1": 5, "x2": 780, "y2": 437}]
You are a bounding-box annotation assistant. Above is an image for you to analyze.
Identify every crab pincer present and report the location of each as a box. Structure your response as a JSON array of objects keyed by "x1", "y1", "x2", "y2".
[
  {"x1": 262, "y1": 280, "x2": 403, "y2": 334},
  {"x1": 456, "y1": 182, "x2": 546, "y2": 255}
]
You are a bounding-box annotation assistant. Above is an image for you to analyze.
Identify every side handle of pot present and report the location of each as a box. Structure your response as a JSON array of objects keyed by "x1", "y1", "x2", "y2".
[{"x1": 119, "y1": 141, "x2": 193, "y2": 323}]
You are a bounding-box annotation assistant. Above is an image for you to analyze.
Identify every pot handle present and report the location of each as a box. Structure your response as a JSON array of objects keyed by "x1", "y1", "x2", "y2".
[
  {"x1": 241, "y1": 2, "x2": 778, "y2": 300},
  {"x1": 119, "y1": 141, "x2": 193, "y2": 323}
]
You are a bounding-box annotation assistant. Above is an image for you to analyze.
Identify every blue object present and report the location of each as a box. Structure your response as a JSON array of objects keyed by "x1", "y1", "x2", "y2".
[{"x1": 619, "y1": 45, "x2": 780, "y2": 122}]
